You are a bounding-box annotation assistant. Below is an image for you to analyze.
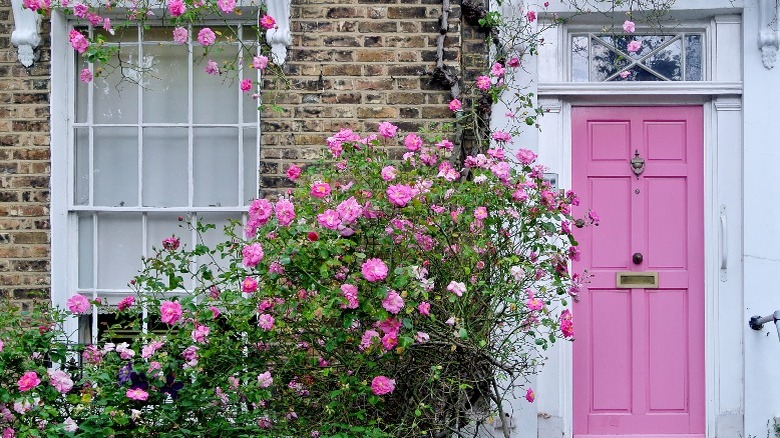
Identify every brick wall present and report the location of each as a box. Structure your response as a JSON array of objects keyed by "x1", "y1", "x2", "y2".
[
  {"x1": 0, "y1": 1, "x2": 51, "y2": 307},
  {"x1": 260, "y1": 0, "x2": 489, "y2": 193}
]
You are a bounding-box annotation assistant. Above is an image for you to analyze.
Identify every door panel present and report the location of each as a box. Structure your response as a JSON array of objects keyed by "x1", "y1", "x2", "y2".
[{"x1": 572, "y1": 106, "x2": 704, "y2": 437}]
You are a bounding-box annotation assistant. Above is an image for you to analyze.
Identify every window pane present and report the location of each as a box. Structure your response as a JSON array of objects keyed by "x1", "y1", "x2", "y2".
[
  {"x1": 193, "y1": 46, "x2": 239, "y2": 124},
  {"x1": 591, "y1": 40, "x2": 630, "y2": 82},
  {"x1": 685, "y1": 35, "x2": 703, "y2": 81},
  {"x1": 643, "y1": 38, "x2": 682, "y2": 80},
  {"x1": 147, "y1": 213, "x2": 195, "y2": 290},
  {"x1": 193, "y1": 127, "x2": 239, "y2": 207},
  {"x1": 195, "y1": 212, "x2": 243, "y2": 276},
  {"x1": 74, "y1": 128, "x2": 90, "y2": 205},
  {"x1": 78, "y1": 214, "x2": 94, "y2": 289},
  {"x1": 571, "y1": 36, "x2": 589, "y2": 82},
  {"x1": 96, "y1": 213, "x2": 143, "y2": 289},
  {"x1": 94, "y1": 46, "x2": 139, "y2": 124},
  {"x1": 143, "y1": 43, "x2": 189, "y2": 123},
  {"x1": 143, "y1": 127, "x2": 189, "y2": 207},
  {"x1": 75, "y1": 56, "x2": 89, "y2": 123},
  {"x1": 94, "y1": 127, "x2": 138, "y2": 207},
  {"x1": 243, "y1": 128, "x2": 258, "y2": 203}
]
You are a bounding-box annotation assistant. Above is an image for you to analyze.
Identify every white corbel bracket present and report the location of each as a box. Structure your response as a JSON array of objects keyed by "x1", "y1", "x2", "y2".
[
  {"x1": 264, "y1": 0, "x2": 292, "y2": 66},
  {"x1": 10, "y1": 0, "x2": 42, "y2": 68},
  {"x1": 759, "y1": 0, "x2": 779, "y2": 69}
]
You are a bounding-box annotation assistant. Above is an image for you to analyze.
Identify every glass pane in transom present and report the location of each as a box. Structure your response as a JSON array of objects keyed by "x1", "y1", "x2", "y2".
[
  {"x1": 642, "y1": 37, "x2": 682, "y2": 80},
  {"x1": 590, "y1": 39, "x2": 631, "y2": 82}
]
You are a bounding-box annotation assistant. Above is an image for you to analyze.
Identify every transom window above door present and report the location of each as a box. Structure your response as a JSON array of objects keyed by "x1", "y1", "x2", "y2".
[{"x1": 571, "y1": 33, "x2": 703, "y2": 82}]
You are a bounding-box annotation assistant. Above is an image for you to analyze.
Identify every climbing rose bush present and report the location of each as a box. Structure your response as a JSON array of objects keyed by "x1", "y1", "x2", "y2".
[{"x1": 0, "y1": 124, "x2": 595, "y2": 437}]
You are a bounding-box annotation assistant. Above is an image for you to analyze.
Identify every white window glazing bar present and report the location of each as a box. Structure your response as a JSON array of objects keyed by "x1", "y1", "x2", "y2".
[
  {"x1": 141, "y1": 211, "x2": 148, "y2": 335},
  {"x1": 188, "y1": 24, "x2": 195, "y2": 209},
  {"x1": 137, "y1": 26, "x2": 144, "y2": 207},
  {"x1": 237, "y1": 24, "x2": 244, "y2": 206},
  {"x1": 91, "y1": 213, "x2": 98, "y2": 344}
]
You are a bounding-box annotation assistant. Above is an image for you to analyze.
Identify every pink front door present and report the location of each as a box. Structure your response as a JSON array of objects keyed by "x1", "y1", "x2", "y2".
[{"x1": 572, "y1": 106, "x2": 704, "y2": 437}]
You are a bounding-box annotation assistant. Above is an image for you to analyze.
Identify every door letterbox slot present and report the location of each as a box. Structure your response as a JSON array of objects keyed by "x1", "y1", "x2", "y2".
[{"x1": 616, "y1": 271, "x2": 658, "y2": 289}]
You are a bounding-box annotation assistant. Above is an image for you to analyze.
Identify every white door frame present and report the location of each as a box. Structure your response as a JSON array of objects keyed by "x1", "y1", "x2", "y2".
[{"x1": 527, "y1": 13, "x2": 744, "y2": 438}]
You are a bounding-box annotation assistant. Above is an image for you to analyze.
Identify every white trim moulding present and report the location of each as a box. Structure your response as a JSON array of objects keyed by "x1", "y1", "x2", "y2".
[
  {"x1": 10, "y1": 0, "x2": 41, "y2": 68},
  {"x1": 537, "y1": 82, "x2": 743, "y2": 96}
]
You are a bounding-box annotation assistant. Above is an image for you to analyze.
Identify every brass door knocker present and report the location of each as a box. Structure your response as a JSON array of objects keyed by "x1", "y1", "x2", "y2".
[{"x1": 630, "y1": 150, "x2": 645, "y2": 178}]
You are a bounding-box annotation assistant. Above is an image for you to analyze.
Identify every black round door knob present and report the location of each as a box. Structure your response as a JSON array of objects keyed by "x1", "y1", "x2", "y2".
[{"x1": 632, "y1": 253, "x2": 643, "y2": 264}]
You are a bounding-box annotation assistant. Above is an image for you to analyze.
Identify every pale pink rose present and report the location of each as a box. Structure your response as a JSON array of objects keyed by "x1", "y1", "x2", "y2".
[
  {"x1": 63, "y1": 417, "x2": 78, "y2": 432},
  {"x1": 474, "y1": 206, "x2": 488, "y2": 220},
  {"x1": 381, "y1": 290, "x2": 404, "y2": 314},
  {"x1": 476, "y1": 75, "x2": 491, "y2": 90},
  {"x1": 260, "y1": 15, "x2": 276, "y2": 29},
  {"x1": 627, "y1": 40, "x2": 642, "y2": 53},
  {"x1": 336, "y1": 197, "x2": 362, "y2": 224},
  {"x1": 172, "y1": 27, "x2": 188, "y2": 44},
  {"x1": 340, "y1": 284, "x2": 359, "y2": 309},
  {"x1": 242, "y1": 243, "x2": 264, "y2": 267},
  {"x1": 191, "y1": 324, "x2": 210, "y2": 343},
  {"x1": 492, "y1": 131, "x2": 511, "y2": 142},
  {"x1": 160, "y1": 300, "x2": 182, "y2": 325},
  {"x1": 253, "y1": 55, "x2": 269, "y2": 70},
  {"x1": 249, "y1": 198, "x2": 273, "y2": 225},
  {"x1": 257, "y1": 371, "x2": 273, "y2": 387},
  {"x1": 418, "y1": 301, "x2": 430, "y2": 316},
  {"x1": 386, "y1": 184, "x2": 415, "y2": 207},
  {"x1": 526, "y1": 291, "x2": 544, "y2": 311},
  {"x1": 0, "y1": 340, "x2": 3, "y2": 351},
  {"x1": 623, "y1": 20, "x2": 636, "y2": 33},
  {"x1": 197, "y1": 28, "x2": 216, "y2": 46},
  {"x1": 167, "y1": 0, "x2": 185, "y2": 16},
  {"x1": 242, "y1": 277, "x2": 258, "y2": 293},
  {"x1": 525, "y1": 388, "x2": 535, "y2": 402},
  {"x1": 310, "y1": 182, "x2": 331, "y2": 198},
  {"x1": 619, "y1": 71, "x2": 631, "y2": 79},
  {"x1": 257, "y1": 313, "x2": 275, "y2": 330},
  {"x1": 317, "y1": 209, "x2": 341, "y2": 230},
  {"x1": 126, "y1": 388, "x2": 149, "y2": 401},
  {"x1": 448, "y1": 99, "x2": 462, "y2": 111},
  {"x1": 381, "y1": 166, "x2": 397, "y2": 181},
  {"x1": 72, "y1": 2, "x2": 87, "y2": 17},
  {"x1": 447, "y1": 281, "x2": 466, "y2": 297},
  {"x1": 204, "y1": 59, "x2": 219, "y2": 75},
  {"x1": 217, "y1": 0, "x2": 235, "y2": 13},
  {"x1": 67, "y1": 294, "x2": 90, "y2": 314},
  {"x1": 2, "y1": 427, "x2": 13, "y2": 438},
  {"x1": 240, "y1": 79, "x2": 253, "y2": 92},
  {"x1": 515, "y1": 148, "x2": 537, "y2": 165},
  {"x1": 370, "y1": 375, "x2": 396, "y2": 395},
  {"x1": 404, "y1": 133, "x2": 423, "y2": 151},
  {"x1": 560, "y1": 309, "x2": 574, "y2": 338},
  {"x1": 17, "y1": 371, "x2": 41, "y2": 392},
  {"x1": 359, "y1": 330, "x2": 380, "y2": 350},
  {"x1": 415, "y1": 331, "x2": 430, "y2": 343},
  {"x1": 274, "y1": 199, "x2": 295, "y2": 226},
  {"x1": 361, "y1": 258, "x2": 388, "y2": 282},
  {"x1": 377, "y1": 121, "x2": 398, "y2": 138},
  {"x1": 47, "y1": 369, "x2": 74, "y2": 393}
]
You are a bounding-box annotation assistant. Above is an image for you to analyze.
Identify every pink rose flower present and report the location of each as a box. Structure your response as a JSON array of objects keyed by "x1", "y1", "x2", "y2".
[
  {"x1": 191, "y1": 324, "x2": 210, "y2": 343},
  {"x1": 204, "y1": 59, "x2": 220, "y2": 75},
  {"x1": 167, "y1": 0, "x2": 185, "y2": 16},
  {"x1": 404, "y1": 133, "x2": 423, "y2": 151},
  {"x1": 242, "y1": 277, "x2": 258, "y2": 293},
  {"x1": 508, "y1": 57, "x2": 520, "y2": 67},
  {"x1": 371, "y1": 375, "x2": 396, "y2": 395},
  {"x1": 80, "y1": 68, "x2": 92, "y2": 83},
  {"x1": 476, "y1": 75, "x2": 491, "y2": 90},
  {"x1": 72, "y1": 3, "x2": 87, "y2": 17},
  {"x1": 447, "y1": 281, "x2": 466, "y2": 297},
  {"x1": 197, "y1": 28, "x2": 216, "y2": 46},
  {"x1": 361, "y1": 258, "x2": 388, "y2": 282},
  {"x1": 381, "y1": 290, "x2": 404, "y2": 314},
  {"x1": 274, "y1": 199, "x2": 295, "y2": 226},
  {"x1": 242, "y1": 243, "x2": 264, "y2": 267},
  {"x1": 160, "y1": 300, "x2": 182, "y2": 325},
  {"x1": 490, "y1": 62, "x2": 506, "y2": 77},
  {"x1": 317, "y1": 209, "x2": 341, "y2": 230},
  {"x1": 67, "y1": 294, "x2": 90, "y2": 314},
  {"x1": 386, "y1": 184, "x2": 415, "y2": 207},
  {"x1": 377, "y1": 121, "x2": 398, "y2": 138},
  {"x1": 619, "y1": 70, "x2": 631, "y2": 79},
  {"x1": 68, "y1": 29, "x2": 89, "y2": 53},
  {"x1": 525, "y1": 388, "x2": 535, "y2": 402},
  {"x1": 380, "y1": 166, "x2": 397, "y2": 181},
  {"x1": 253, "y1": 55, "x2": 269, "y2": 70},
  {"x1": 623, "y1": 20, "x2": 636, "y2": 33},
  {"x1": 240, "y1": 79, "x2": 253, "y2": 92},
  {"x1": 515, "y1": 148, "x2": 538, "y2": 165},
  {"x1": 257, "y1": 313, "x2": 275, "y2": 330},
  {"x1": 627, "y1": 40, "x2": 642, "y2": 53},
  {"x1": 336, "y1": 197, "x2": 362, "y2": 224},
  {"x1": 526, "y1": 10, "x2": 536, "y2": 22},
  {"x1": 162, "y1": 236, "x2": 180, "y2": 251},
  {"x1": 310, "y1": 182, "x2": 331, "y2": 198},
  {"x1": 286, "y1": 164, "x2": 301, "y2": 180},
  {"x1": 257, "y1": 371, "x2": 273, "y2": 387},
  {"x1": 172, "y1": 27, "x2": 188, "y2": 44},
  {"x1": 217, "y1": 0, "x2": 235, "y2": 13},
  {"x1": 418, "y1": 301, "x2": 430, "y2": 316},
  {"x1": 260, "y1": 15, "x2": 276, "y2": 29},
  {"x1": 340, "y1": 284, "x2": 359, "y2": 309},
  {"x1": 448, "y1": 99, "x2": 462, "y2": 111},
  {"x1": 492, "y1": 131, "x2": 511, "y2": 142},
  {"x1": 17, "y1": 371, "x2": 41, "y2": 392},
  {"x1": 47, "y1": 369, "x2": 74, "y2": 394},
  {"x1": 117, "y1": 296, "x2": 135, "y2": 311},
  {"x1": 560, "y1": 309, "x2": 574, "y2": 338},
  {"x1": 526, "y1": 291, "x2": 544, "y2": 311},
  {"x1": 126, "y1": 388, "x2": 149, "y2": 401},
  {"x1": 474, "y1": 206, "x2": 488, "y2": 220}
]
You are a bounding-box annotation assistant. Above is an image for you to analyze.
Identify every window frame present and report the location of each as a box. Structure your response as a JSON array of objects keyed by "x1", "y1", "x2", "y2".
[{"x1": 51, "y1": 13, "x2": 261, "y2": 343}]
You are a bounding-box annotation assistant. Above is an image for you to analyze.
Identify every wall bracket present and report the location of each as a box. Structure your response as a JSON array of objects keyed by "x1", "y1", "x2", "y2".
[{"x1": 10, "y1": 0, "x2": 42, "y2": 68}]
